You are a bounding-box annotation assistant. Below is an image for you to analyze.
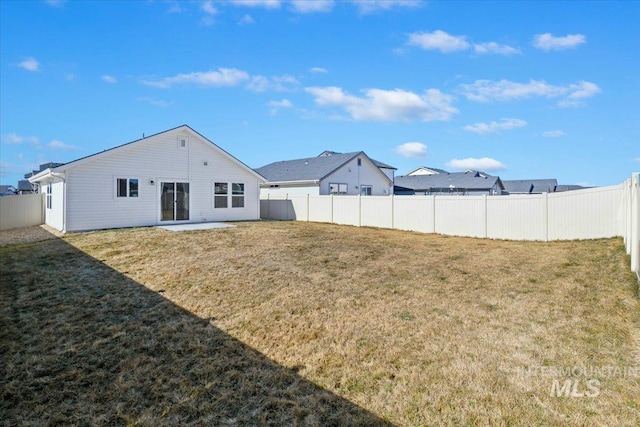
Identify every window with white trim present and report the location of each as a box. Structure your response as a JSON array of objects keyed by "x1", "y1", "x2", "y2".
[
  {"x1": 46, "y1": 182, "x2": 52, "y2": 209},
  {"x1": 116, "y1": 178, "x2": 139, "y2": 198},
  {"x1": 232, "y1": 183, "x2": 244, "y2": 208},
  {"x1": 214, "y1": 182, "x2": 228, "y2": 208},
  {"x1": 360, "y1": 185, "x2": 372, "y2": 196},
  {"x1": 329, "y1": 183, "x2": 347, "y2": 195}
]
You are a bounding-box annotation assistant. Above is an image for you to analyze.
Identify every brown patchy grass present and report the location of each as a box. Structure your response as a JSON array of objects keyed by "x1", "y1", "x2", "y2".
[{"x1": 1, "y1": 221, "x2": 639, "y2": 426}]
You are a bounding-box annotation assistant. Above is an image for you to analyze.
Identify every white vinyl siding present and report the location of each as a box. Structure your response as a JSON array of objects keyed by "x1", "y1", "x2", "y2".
[
  {"x1": 60, "y1": 127, "x2": 260, "y2": 232},
  {"x1": 320, "y1": 156, "x2": 392, "y2": 196}
]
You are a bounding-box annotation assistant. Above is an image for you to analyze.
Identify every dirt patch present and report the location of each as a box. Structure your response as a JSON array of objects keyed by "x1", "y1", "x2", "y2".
[{"x1": 0, "y1": 224, "x2": 62, "y2": 246}]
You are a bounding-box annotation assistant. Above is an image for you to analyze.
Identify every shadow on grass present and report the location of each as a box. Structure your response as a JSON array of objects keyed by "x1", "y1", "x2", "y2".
[{"x1": 0, "y1": 234, "x2": 393, "y2": 426}]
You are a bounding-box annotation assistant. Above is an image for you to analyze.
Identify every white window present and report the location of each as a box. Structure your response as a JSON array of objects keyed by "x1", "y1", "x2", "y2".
[
  {"x1": 116, "y1": 178, "x2": 139, "y2": 198},
  {"x1": 46, "y1": 182, "x2": 52, "y2": 209},
  {"x1": 232, "y1": 183, "x2": 244, "y2": 208},
  {"x1": 329, "y1": 183, "x2": 348, "y2": 195},
  {"x1": 214, "y1": 182, "x2": 228, "y2": 208},
  {"x1": 360, "y1": 185, "x2": 372, "y2": 196}
]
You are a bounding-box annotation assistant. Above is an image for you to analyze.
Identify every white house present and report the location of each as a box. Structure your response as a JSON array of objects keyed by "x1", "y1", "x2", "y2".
[
  {"x1": 256, "y1": 151, "x2": 395, "y2": 197},
  {"x1": 28, "y1": 125, "x2": 265, "y2": 232}
]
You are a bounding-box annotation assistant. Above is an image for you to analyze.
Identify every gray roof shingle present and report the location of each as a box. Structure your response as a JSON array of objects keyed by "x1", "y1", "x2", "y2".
[
  {"x1": 256, "y1": 152, "x2": 395, "y2": 182},
  {"x1": 394, "y1": 172, "x2": 503, "y2": 191},
  {"x1": 502, "y1": 179, "x2": 558, "y2": 194}
]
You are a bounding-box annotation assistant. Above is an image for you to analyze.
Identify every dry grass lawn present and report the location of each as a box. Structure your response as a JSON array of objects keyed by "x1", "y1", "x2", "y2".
[{"x1": 1, "y1": 221, "x2": 639, "y2": 426}]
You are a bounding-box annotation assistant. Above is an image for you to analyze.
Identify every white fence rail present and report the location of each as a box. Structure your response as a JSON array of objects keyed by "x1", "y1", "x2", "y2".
[
  {"x1": 261, "y1": 173, "x2": 640, "y2": 277},
  {"x1": 0, "y1": 193, "x2": 44, "y2": 231}
]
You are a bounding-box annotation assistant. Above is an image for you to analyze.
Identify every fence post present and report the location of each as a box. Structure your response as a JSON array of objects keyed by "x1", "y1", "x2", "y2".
[
  {"x1": 391, "y1": 194, "x2": 395, "y2": 230},
  {"x1": 358, "y1": 194, "x2": 362, "y2": 227},
  {"x1": 306, "y1": 193, "x2": 310, "y2": 222},
  {"x1": 631, "y1": 173, "x2": 639, "y2": 276},
  {"x1": 483, "y1": 194, "x2": 488, "y2": 238},
  {"x1": 330, "y1": 194, "x2": 334, "y2": 224},
  {"x1": 432, "y1": 195, "x2": 437, "y2": 234},
  {"x1": 543, "y1": 192, "x2": 549, "y2": 242}
]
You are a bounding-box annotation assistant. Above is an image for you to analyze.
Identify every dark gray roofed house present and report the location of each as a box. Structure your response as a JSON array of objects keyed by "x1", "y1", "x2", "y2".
[
  {"x1": 502, "y1": 179, "x2": 558, "y2": 194},
  {"x1": 256, "y1": 151, "x2": 395, "y2": 196},
  {"x1": 394, "y1": 171, "x2": 504, "y2": 196},
  {"x1": 17, "y1": 180, "x2": 36, "y2": 194},
  {"x1": 405, "y1": 166, "x2": 449, "y2": 176},
  {"x1": 0, "y1": 185, "x2": 18, "y2": 196}
]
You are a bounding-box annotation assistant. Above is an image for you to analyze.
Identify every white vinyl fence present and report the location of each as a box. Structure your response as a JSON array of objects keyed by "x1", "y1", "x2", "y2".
[
  {"x1": 0, "y1": 193, "x2": 45, "y2": 231},
  {"x1": 261, "y1": 173, "x2": 640, "y2": 277}
]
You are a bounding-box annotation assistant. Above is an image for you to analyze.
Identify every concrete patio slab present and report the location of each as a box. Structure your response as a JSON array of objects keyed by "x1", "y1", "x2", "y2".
[{"x1": 157, "y1": 223, "x2": 235, "y2": 232}]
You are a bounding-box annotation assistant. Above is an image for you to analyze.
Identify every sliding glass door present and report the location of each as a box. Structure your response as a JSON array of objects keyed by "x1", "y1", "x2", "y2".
[{"x1": 160, "y1": 182, "x2": 189, "y2": 221}]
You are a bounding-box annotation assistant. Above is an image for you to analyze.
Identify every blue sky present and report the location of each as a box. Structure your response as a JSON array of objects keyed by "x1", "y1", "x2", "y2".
[{"x1": 1, "y1": 0, "x2": 638, "y2": 187}]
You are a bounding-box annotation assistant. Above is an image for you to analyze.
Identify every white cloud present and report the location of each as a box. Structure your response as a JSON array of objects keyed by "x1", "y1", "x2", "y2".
[
  {"x1": 396, "y1": 142, "x2": 427, "y2": 158},
  {"x1": 201, "y1": 0, "x2": 218, "y2": 15},
  {"x1": 310, "y1": 67, "x2": 328, "y2": 73},
  {"x1": 305, "y1": 86, "x2": 458, "y2": 122},
  {"x1": 458, "y1": 79, "x2": 601, "y2": 107},
  {"x1": 557, "y1": 81, "x2": 601, "y2": 107},
  {"x1": 473, "y1": 42, "x2": 521, "y2": 56},
  {"x1": 141, "y1": 68, "x2": 250, "y2": 88},
  {"x1": 18, "y1": 57, "x2": 39, "y2": 72},
  {"x1": 464, "y1": 118, "x2": 527, "y2": 135},
  {"x1": 407, "y1": 30, "x2": 470, "y2": 53},
  {"x1": 1, "y1": 133, "x2": 40, "y2": 147},
  {"x1": 533, "y1": 33, "x2": 586, "y2": 51},
  {"x1": 542, "y1": 130, "x2": 567, "y2": 138},
  {"x1": 246, "y1": 74, "x2": 299, "y2": 92},
  {"x1": 48, "y1": 140, "x2": 77, "y2": 150},
  {"x1": 267, "y1": 98, "x2": 294, "y2": 114},
  {"x1": 102, "y1": 75, "x2": 117, "y2": 84},
  {"x1": 354, "y1": 0, "x2": 420, "y2": 14},
  {"x1": 231, "y1": 0, "x2": 281, "y2": 9},
  {"x1": 65, "y1": 73, "x2": 75, "y2": 81},
  {"x1": 446, "y1": 157, "x2": 506, "y2": 171},
  {"x1": 200, "y1": 0, "x2": 218, "y2": 24},
  {"x1": 633, "y1": 157, "x2": 640, "y2": 164},
  {"x1": 290, "y1": 0, "x2": 334, "y2": 13},
  {"x1": 238, "y1": 14, "x2": 255, "y2": 24}
]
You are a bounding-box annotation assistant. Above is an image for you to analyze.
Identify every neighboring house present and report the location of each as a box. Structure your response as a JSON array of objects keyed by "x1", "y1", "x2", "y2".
[
  {"x1": 17, "y1": 180, "x2": 36, "y2": 194},
  {"x1": 502, "y1": 179, "x2": 558, "y2": 194},
  {"x1": 405, "y1": 166, "x2": 449, "y2": 176},
  {"x1": 28, "y1": 125, "x2": 264, "y2": 232},
  {"x1": 555, "y1": 184, "x2": 588, "y2": 192},
  {"x1": 0, "y1": 185, "x2": 18, "y2": 196},
  {"x1": 394, "y1": 171, "x2": 504, "y2": 195},
  {"x1": 502, "y1": 179, "x2": 588, "y2": 194},
  {"x1": 256, "y1": 151, "x2": 395, "y2": 196}
]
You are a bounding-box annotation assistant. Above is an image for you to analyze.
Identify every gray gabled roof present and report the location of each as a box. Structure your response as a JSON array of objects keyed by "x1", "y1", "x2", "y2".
[
  {"x1": 502, "y1": 179, "x2": 558, "y2": 194},
  {"x1": 0, "y1": 185, "x2": 17, "y2": 194},
  {"x1": 394, "y1": 171, "x2": 504, "y2": 191},
  {"x1": 256, "y1": 152, "x2": 394, "y2": 183},
  {"x1": 29, "y1": 125, "x2": 265, "y2": 183},
  {"x1": 18, "y1": 180, "x2": 34, "y2": 191},
  {"x1": 405, "y1": 166, "x2": 448, "y2": 175}
]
